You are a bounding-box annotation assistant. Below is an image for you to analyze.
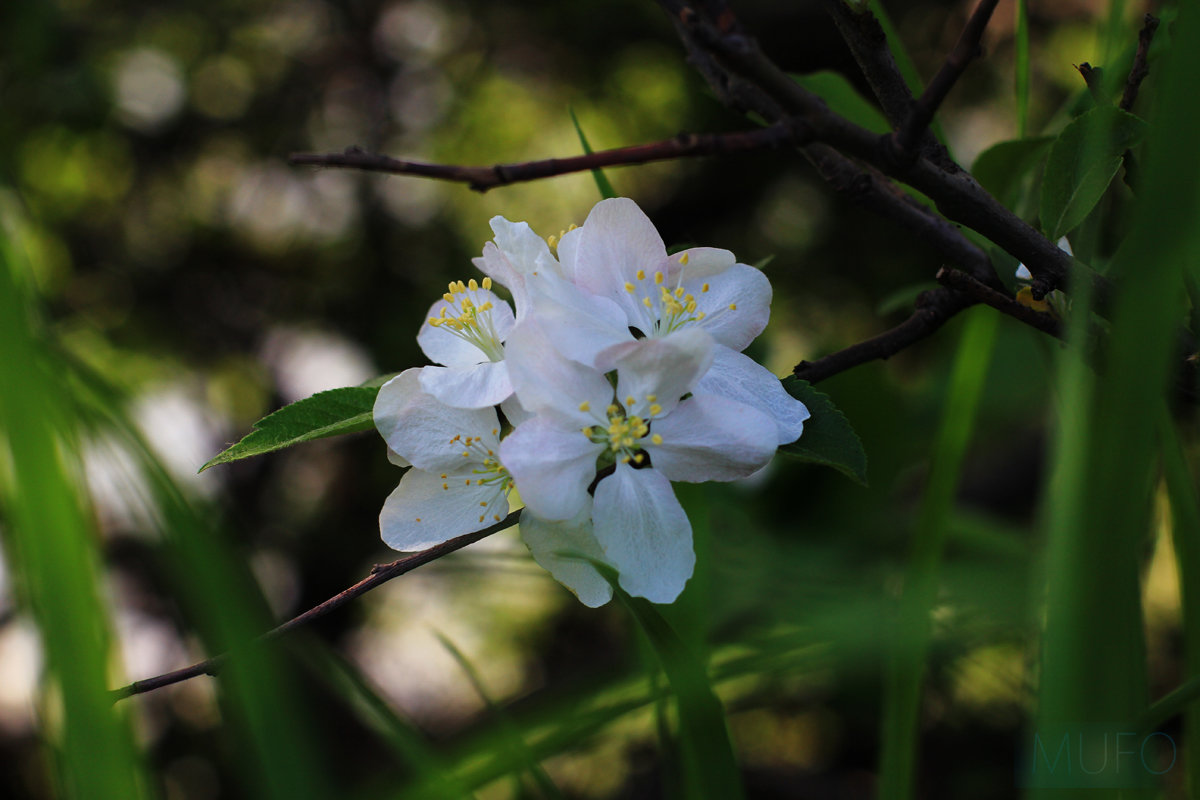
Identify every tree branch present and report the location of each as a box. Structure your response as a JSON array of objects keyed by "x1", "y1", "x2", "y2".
[
  {"x1": 111, "y1": 511, "x2": 522, "y2": 701},
  {"x1": 892, "y1": 0, "x2": 1000, "y2": 160},
  {"x1": 1120, "y1": 14, "x2": 1159, "y2": 112},
  {"x1": 792, "y1": 287, "x2": 972, "y2": 383},
  {"x1": 289, "y1": 126, "x2": 802, "y2": 191},
  {"x1": 936, "y1": 267, "x2": 1062, "y2": 339}
]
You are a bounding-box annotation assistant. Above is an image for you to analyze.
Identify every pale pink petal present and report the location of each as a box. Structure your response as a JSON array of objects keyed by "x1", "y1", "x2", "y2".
[
  {"x1": 688, "y1": 264, "x2": 771, "y2": 352},
  {"x1": 644, "y1": 393, "x2": 777, "y2": 482},
  {"x1": 695, "y1": 346, "x2": 809, "y2": 445},
  {"x1": 604, "y1": 328, "x2": 714, "y2": 417},
  {"x1": 593, "y1": 464, "x2": 694, "y2": 604},
  {"x1": 374, "y1": 370, "x2": 501, "y2": 471},
  {"x1": 503, "y1": 319, "x2": 614, "y2": 423},
  {"x1": 521, "y1": 502, "x2": 613, "y2": 608},
  {"x1": 527, "y1": 272, "x2": 632, "y2": 366},
  {"x1": 380, "y1": 467, "x2": 508, "y2": 551},
  {"x1": 419, "y1": 361, "x2": 512, "y2": 408},
  {"x1": 500, "y1": 418, "x2": 602, "y2": 520},
  {"x1": 573, "y1": 198, "x2": 667, "y2": 302}
]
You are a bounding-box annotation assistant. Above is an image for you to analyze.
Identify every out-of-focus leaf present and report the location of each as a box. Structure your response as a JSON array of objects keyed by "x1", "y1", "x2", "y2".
[
  {"x1": 791, "y1": 70, "x2": 891, "y2": 134},
  {"x1": 1039, "y1": 106, "x2": 1147, "y2": 239},
  {"x1": 780, "y1": 378, "x2": 869, "y2": 486},
  {"x1": 597, "y1": 565, "x2": 745, "y2": 800},
  {"x1": 971, "y1": 136, "x2": 1054, "y2": 209},
  {"x1": 201, "y1": 385, "x2": 379, "y2": 471},
  {"x1": 569, "y1": 108, "x2": 617, "y2": 200}
]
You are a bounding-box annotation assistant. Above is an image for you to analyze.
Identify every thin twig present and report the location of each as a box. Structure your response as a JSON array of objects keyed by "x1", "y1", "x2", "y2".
[
  {"x1": 792, "y1": 288, "x2": 972, "y2": 383},
  {"x1": 1121, "y1": 14, "x2": 1160, "y2": 112},
  {"x1": 289, "y1": 126, "x2": 801, "y2": 192},
  {"x1": 111, "y1": 511, "x2": 522, "y2": 700},
  {"x1": 936, "y1": 267, "x2": 1062, "y2": 339},
  {"x1": 892, "y1": 0, "x2": 1001, "y2": 159}
]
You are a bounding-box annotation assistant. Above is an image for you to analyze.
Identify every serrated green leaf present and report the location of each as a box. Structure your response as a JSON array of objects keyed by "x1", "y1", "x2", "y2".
[
  {"x1": 201, "y1": 385, "x2": 380, "y2": 471},
  {"x1": 970, "y1": 136, "x2": 1054, "y2": 210},
  {"x1": 1039, "y1": 106, "x2": 1148, "y2": 240},
  {"x1": 779, "y1": 378, "x2": 868, "y2": 485},
  {"x1": 568, "y1": 108, "x2": 617, "y2": 200},
  {"x1": 791, "y1": 70, "x2": 891, "y2": 134}
]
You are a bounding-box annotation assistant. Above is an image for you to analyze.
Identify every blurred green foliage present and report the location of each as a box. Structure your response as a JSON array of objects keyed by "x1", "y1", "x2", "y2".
[{"x1": 0, "y1": 1, "x2": 1195, "y2": 799}]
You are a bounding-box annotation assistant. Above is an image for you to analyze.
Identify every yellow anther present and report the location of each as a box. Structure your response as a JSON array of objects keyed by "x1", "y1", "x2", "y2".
[
  {"x1": 567, "y1": 223, "x2": 578, "y2": 232},
  {"x1": 647, "y1": 394, "x2": 657, "y2": 402},
  {"x1": 547, "y1": 234, "x2": 558, "y2": 250},
  {"x1": 643, "y1": 297, "x2": 653, "y2": 308},
  {"x1": 440, "y1": 473, "x2": 447, "y2": 479},
  {"x1": 622, "y1": 455, "x2": 631, "y2": 463},
  {"x1": 697, "y1": 311, "x2": 707, "y2": 319},
  {"x1": 651, "y1": 434, "x2": 663, "y2": 445},
  {"x1": 492, "y1": 428, "x2": 499, "y2": 436},
  {"x1": 701, "y1": 283, "x2": 710, "y2": 293},
  {"x1": 654, "y1": 271, "x2": 664, "y2": 285},
  {"x1": 462, "y1": 451, "x2": 470, "y2": 458},
  {"x1": 480, "y1": 501, "x2": 487, "y2": 507},
  {"x1": 465, "y1": 478, "x2": 471, "y2": 485},
  {"x1": 636, "y1": 269, "x2": 646, "y2": 280},
  {"x1": 478, "y1": 514, "x2": 485, "y2": 522},
  {"x1": 649, "y1": 403, "x2": 662, "y2": 416},
  {"x1": 468, "y1": 278, "x2": 478, "y2": 290},
  {"x1": 443, "y1": 292, "x2": 454, "y2": 303},
  {"x1": 625, "y1": 395, "x2": 635, "y2": 407},
  {"x1": 607, "y1": 404, "x2": 619, "y2": 415},
  {"x1": 686, "y1": 301, "x2": 697, "y2": 313},
  {"x1": 494, "y1": 513, "x2": 502, "y2": 521},
  {"x1": 482, "y1": 276, "x2": 492, "y2": 289},
  {"x1": 456, "y1": 280, "x2": 466, "y2": 292},
  {"x1": 415, "y1": 517, "x2": 421, "y2": 522},
  {"x1": 442, "y1": 483, "x2": 449, "y2": 490},
  {"x1": 428, "y1": 318, "x2": 442, "y2": 327},
  {"x1": 448, "y1": 281, "x2": 458, "y2": 293},
  {"x1": 635, "y1": 453, "x2": 646, "y2": 464},
  {"x1": 581, "y1": 426, "x2": 593, "y2": 436},
  {"x1": 624, "y1": 282, "x2": 636, "y2": 293},
  {"x1": 674, "y1": 287, "x2": 685, "y2": 298},
  {"x1": 728, "y1": 303, "x2": 737, "y2": 311},
  {"x1": 579, "y1": 401, "x2": 590, "y2": 412},
  {"x1": 679, "y1": 252, "x2": 689, "y2": 265}
]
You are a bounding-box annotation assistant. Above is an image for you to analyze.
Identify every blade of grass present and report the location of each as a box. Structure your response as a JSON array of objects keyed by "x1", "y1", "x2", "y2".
[
  {"x1": 0, "y1": 239, "x2": 146, "y2": 799},
  {"x1": 569, "y1": 108, "x2": 617, "y2": 200},
  {"x1": 598, "y1": 564, "x2": 745, "y2": 800},
  {"x1": 878, "y1": 306, "x2": 999, "y2": 800},
  {"x1": 1031, "y1": 5, "x2": 1200, "y2": 795},
  {"x1": 1015, "y1": 0, "x2": 1031, "y2": 137},
  {"x1": 1157, "y1": 410, "x2": 1200, "y2": 795},
  {"x1": 436, "y1": 633, "x2": 565, "y2": 799}
]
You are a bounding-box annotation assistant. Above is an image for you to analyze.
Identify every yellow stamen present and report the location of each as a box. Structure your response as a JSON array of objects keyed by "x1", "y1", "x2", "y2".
[
  {"x1": 579, "y1": 401, "x2": 590, "y2": 412},
  {"x1": 651, "y1": 434, "x2": 663, "y2": 445},
  {"x1": 636, "y1": 269, "x2": 646, "y2": 280},
  {"x1": 679, "y1": 252, "x2": 689, "y2": 265},
  {"x1": 654, "y1": 271, "x2": 664, "y2": 285},
  {"x1": 482, "y1": 276, "x2": 492, "y2": 290}
]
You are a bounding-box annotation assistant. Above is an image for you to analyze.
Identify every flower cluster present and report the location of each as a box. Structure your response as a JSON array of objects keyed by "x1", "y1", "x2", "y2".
[{"x1": 374, "y1": 198, "x2": 809, "y2": 606}]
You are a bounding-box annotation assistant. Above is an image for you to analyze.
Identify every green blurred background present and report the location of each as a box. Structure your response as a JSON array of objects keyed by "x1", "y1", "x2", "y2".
[{"x1": 0, "y1": 1, "x2": 1176, "y2": 798}]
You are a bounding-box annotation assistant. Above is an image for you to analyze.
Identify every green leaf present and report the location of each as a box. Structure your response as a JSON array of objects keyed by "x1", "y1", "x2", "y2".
[
  {"x1": 791, "y1": 70, "x2": 891, "y2": 134},
  {"x1": 779, "y1": 378, "x2": 868, "y2": 485},
  {"x1": 596, "y1": 565, "x2": 745, "y2": 800},
  {"x1": 201, "y1": 385, "x2": 380, "y2": 471},
  {"x1": 568, "y1": 108, "x2": 617, "y2": 200},
  {"x1": 1039, "y1": 106, "x2": 1148, "y2": 240},
  {"x1": 970, "y1": 136, "x2": 1054, "y2": 210}
]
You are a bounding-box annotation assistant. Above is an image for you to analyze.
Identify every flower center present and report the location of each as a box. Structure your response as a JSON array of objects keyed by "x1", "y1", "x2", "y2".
[
  {"x1": 426, "y1": 278, "x2": 506, "y2": 361},
  {"x1": 622, "y1": 261, "x2": 736, "y2": 337},
  {"x1": 579, "y1": 395, "x2": 665, "y2": 466}
]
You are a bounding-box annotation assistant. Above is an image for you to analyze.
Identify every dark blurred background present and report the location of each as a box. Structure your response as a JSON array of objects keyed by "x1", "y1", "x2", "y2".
[{"x1": 2, "y1": 1, "x2": 1165, "y2": 798}]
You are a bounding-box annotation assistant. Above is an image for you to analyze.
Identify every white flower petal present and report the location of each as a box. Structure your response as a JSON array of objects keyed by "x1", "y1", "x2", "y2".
[
  {"x1": 503, "y1": 319, "x2": 614, "y2": 422},
  {"x1": 669, "y1": 247, "x2": 737, "y2": 281},
  {"x1": 472, "y1": 241, "x2": 520, "y2": 297},
  {"x1": 374, "y1": 369, "x2": 501, "y2": 471},
  {"x1": 573, "y1": 198, "x2": 668, "y2": 302},
  {"x1": 593, "y1": 464, "x2": 694, "y2": 604},
  {"x1": 521, "y1": 502, "x2": 613, "y2": 608},
  {"x1": 419, "y1": 361, "x2": 513, "y2": 408},
  {"x1": 490, "y1": 217, "x2": 554, "y2": 276},
  {"x1": 695, "y1": 346, "x2": 809, "y2": 445},
  {"x1": 527, "y1": 272, "x2": 633, "y2": 366},
  {"x1": 689, "y1": 263, "x2": 771, "y2": 352},
  {"x1": 605, "y1": 328, "x2": 714, "y2": 417},
  {"x1": 645, "y1": 393, "x2": 777, "y2": 482},
  {"x1": 380, "y1": 467, "x2": 508, "y2": 551},
  {"x1": 500, "y1": 418, "x2": 601, "y2": 520},
  {"x1": 386, "y1": 447, "x2": 410, "y2": 468},
  {"x1": 416, "y1": 289, "x2": 515, "y2": 367},
  {"x1": 555, "y1": 225, "x2": 583, "y2": 283}
]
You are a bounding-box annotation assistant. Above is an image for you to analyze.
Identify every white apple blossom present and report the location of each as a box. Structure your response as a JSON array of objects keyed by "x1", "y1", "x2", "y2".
[
  {"x1": 416, "y1": 277, "x2": 516, "y2": 408},
  {"x1": 515, "y1": 197, "x2": 807, "y2": 445},
  {"x1": 499, "y1": 320, "x2": 778, "y2": 603},
  {"x1": 374, "y1": 368, "x2": 514, "y2": 550}
]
